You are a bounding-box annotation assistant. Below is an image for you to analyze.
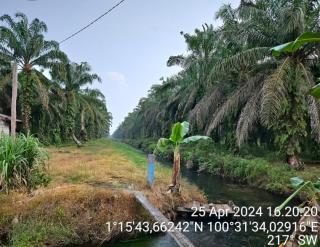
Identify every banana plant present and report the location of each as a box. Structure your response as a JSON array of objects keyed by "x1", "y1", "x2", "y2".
[
  {"x1": 277, "y1": 177, "x2": 320, "y2": 212},
  {"x1": 155, "y1": 121, "x2": 210, "y2": 193},
  {"x1": 276, "y1": 177, "x2": 319, "y2": 247},
  {"x1": 271, "y1": 32, "x2": 320, "y2": 57}
]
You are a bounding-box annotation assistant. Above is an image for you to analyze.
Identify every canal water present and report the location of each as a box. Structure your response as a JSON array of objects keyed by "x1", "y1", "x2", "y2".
[{"x1": 112, "y1": 166, "x2": 294, "y2": 247}]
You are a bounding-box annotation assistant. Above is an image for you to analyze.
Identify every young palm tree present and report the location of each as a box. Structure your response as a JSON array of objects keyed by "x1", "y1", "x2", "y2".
[
  {"x1": 51, "y1": 62, "x2": 101, "y2": 146},
  {"x1": 0, "y1": 13, "x2": 67, "y2": 133}
]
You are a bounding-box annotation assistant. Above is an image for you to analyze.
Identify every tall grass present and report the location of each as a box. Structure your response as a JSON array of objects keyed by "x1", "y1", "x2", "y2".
[{"x1": 0, "y1": 135, "x2": 49, "y2": 192}]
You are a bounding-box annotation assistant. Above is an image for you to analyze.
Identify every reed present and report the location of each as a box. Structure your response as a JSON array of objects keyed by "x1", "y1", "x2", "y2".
[{"x1": 0, "y1": 135, "x2": 48, "y2": 192}]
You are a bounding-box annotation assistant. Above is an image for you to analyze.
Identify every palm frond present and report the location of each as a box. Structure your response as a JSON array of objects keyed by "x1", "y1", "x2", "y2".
[
  {"x1": 236, "y1": 88, "x2": 261, "y2": 146},
  {"x1": 206, "y1": 75, "x2": 260, "y2": 135},
  {"x1": 188, "y1": 88, "x2": 222, "y2": 130},
  {"x1": 207, "y1": 47, "x2": 270, "y2": 82},
  {"x1": 30, "y1": 71, "x2": 49, "y2": 110},
  {"x1": 182, "y1": 88, "x2": 197, "y2": 117},
  {"x1": 167, "y1": 55, "x2": 185, "y2": 67},
  {"x1": 260, "y1": 58, "x2": 290, "y2": 127}
]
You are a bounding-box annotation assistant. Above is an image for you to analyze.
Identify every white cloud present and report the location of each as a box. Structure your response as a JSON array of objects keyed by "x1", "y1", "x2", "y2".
[{"x1": 106, "y1": 71, "x2": 127, "y2": 86}]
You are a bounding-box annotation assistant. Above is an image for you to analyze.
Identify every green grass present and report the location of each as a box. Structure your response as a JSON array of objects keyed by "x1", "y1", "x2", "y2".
[
  {"x1": 8, "y1": 219, "x2": 76, "y2": 247},
  {"x1": 86, "y1": 138, "x2": 155, "y2": 168},
  {"x1": 105, "y1": 139, "x2": 149, "y2": 167}
]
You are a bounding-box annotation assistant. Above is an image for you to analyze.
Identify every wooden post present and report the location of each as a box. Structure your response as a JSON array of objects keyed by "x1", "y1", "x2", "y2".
[
  {"x1": 11, "y1": 62, "x2": 18, "y2": 138},
  {"x1": 147, "y1": 154, "x2": 155, "y2": 187}
]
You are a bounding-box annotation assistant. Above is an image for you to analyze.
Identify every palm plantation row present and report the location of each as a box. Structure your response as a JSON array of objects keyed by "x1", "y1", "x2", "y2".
[
  {"x1": 0, "y1": 13, "x2": 112, "y2": 145},
  {"x1": 114, "y1": 0, "x2": 320, "y2": 168}
]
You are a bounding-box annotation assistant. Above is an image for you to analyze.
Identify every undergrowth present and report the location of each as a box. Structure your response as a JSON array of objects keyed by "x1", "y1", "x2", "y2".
[{"x1": 123, "y1": 138, "x2": 320, "y2": 195}]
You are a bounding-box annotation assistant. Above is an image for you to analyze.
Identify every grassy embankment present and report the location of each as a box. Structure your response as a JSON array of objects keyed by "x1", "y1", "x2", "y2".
[
  {"x1": 0, "y1": 139, "x2": 205, "y2": 247},
  {"x1": 124, "y1": 138, "x2": 320, "y2": 196}
]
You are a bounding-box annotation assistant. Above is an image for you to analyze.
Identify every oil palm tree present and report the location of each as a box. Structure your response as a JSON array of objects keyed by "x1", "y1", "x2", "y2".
[
  {"x1": 0, "y1": 12, "x2": 67, "y2": 133},
  {"x1": 166, "y1": 25, "x2": 226, "y2": 131},
  {"x1": 206, "y1": 0, "x2": 320, "y2": 168},
  {"x1": 51, "y1": 62, "x2": 101, "y2": 146}
]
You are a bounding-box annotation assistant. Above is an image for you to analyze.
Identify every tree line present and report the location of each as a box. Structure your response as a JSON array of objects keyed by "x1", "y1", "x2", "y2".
[
  {"x1": 114, "y1": 0, "x2": 320, "y2": 168},
  {"x1": 0, "y1": 13, "x2": 112, "y2": 145}
]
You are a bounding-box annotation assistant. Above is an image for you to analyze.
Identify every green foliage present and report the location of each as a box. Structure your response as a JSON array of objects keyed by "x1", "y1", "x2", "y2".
[
  {"x1": 156, "y1": 138, "x2": 173, "y2": 152},
  {"x1": 156, "y1": 121, "x2": 211, "y2": 153},
  {"x1": 290, "y1": 176, "x2": 305, "y2": 187},
  {"x1": 123, "y1": 136, "x2": 320, "y2": 197},
  {"x1": 271, "y1": 32, "x2": 320, "y2": 57},
  {"x1": 48, "y1": 62, "x2": 112, "y2": 145},
  {"x1": 269, "y1": 62, "x2": 309, "y2": 156},
  {"x1": 170, "y1": 121, "x2": 189, "y2": 142},
  {"x1": 0, "y1": 135, "x2": 49, "y2": 192},
  {"x1": 310, "y1": 79, "x2": 320, "y2": 98}
]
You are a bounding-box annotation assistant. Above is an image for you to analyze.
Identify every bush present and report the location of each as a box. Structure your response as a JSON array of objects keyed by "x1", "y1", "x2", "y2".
[{"x1": 0, "y1": 135, "x2": 50, "y2": 192}]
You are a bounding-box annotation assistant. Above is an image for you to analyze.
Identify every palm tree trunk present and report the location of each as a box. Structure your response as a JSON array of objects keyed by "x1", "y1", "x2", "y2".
[
  {"x1": 21, "y1": 72, "x2": 32, "y2": 134},
  {"x1": 71, "y1": 132, "x2": 82, "y2": 147},
  {"x1": 287, "y1": 155, "x2": 303, "y2": 170},
  {"x1": 65, "y1": 92, "x2": 82, "y2": 147},
  {"x1": 11, "y1": 62, "x2": 18, "y2": 138},
  {"x1": 80, "y1": 109, "x2": 88, "y2": 141}
]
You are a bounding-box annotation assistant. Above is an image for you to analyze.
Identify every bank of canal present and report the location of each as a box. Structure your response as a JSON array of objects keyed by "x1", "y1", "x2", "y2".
[{"x1": 113, "y1": 165, "x2": 296, "y2": 247}]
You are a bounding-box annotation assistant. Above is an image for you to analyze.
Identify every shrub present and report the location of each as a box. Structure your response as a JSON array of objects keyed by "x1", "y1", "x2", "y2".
[{"x1": 0, "y1": 135, "x2": 50, "y2": 192}]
